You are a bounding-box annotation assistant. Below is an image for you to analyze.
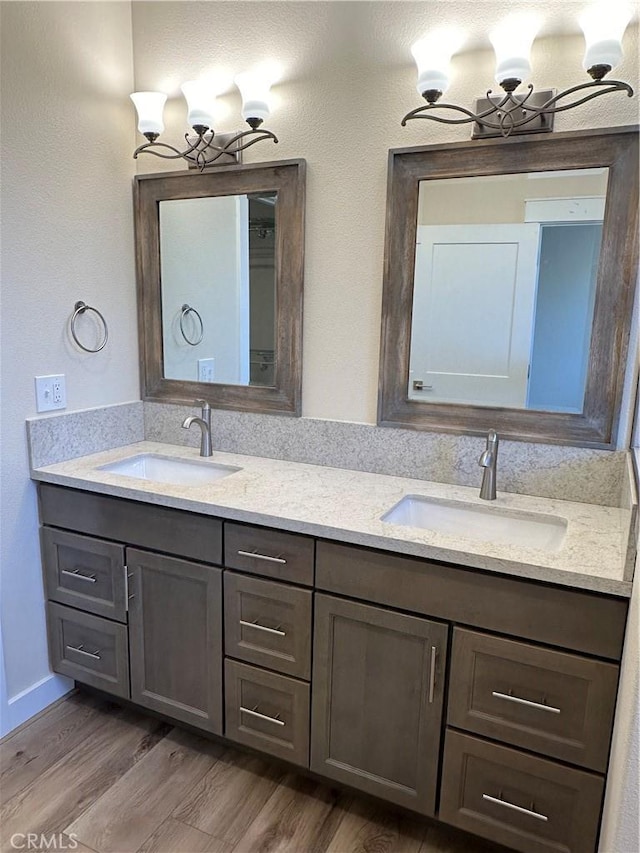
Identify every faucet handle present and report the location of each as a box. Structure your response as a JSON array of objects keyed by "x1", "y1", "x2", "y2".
[{"x1": 196, "y1": 398, "x2": 211, "y2": 411}]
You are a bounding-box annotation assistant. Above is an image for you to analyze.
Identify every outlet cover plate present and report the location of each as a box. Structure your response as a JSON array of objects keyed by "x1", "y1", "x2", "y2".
[{"x1": 35, "y1": 374, "x2": 66, "y2": 412}]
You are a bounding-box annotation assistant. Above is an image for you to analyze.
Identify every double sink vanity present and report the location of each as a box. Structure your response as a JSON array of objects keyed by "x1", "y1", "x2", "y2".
[
  {"x1": 30, "y1": 122, "x2": 639, "y2": 853},
  {"x1": 31, "y1": 438, "x2": 633, "y2": 853}
]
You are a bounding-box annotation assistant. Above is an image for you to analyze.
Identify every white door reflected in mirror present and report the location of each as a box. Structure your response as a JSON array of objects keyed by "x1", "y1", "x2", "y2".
[
  {"x1": 160, "y1": 192, "x2": 277, "y2": 387},
  {"x1": 409, "y1": 168, "x2": 607, "y2": 414}
]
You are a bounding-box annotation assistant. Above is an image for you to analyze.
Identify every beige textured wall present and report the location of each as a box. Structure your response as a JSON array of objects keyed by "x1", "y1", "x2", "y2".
[
  {"x1": 130, "y1": 1, "x2": 639, "y2": 426},
  {"x1": 0, "y1": 2, "x2": 137, "y2": 712}
]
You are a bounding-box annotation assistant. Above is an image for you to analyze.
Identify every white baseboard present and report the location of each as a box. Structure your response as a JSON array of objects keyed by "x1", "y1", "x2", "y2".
[{"x1": 1, "y1": 674, "x2": 73, "y2": 737}]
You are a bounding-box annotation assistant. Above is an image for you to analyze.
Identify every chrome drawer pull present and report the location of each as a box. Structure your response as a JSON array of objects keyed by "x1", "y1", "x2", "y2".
[
  {"x1": 239, "y1": 619, "x2": 286, "y2": 637},
  {"x1": 237, "y1": 549, "x2": 287, "y2": 565},
  {"x1": 492, "y1": 691, "x2": 561, "y2": 714},
  {"x1": 61, "y1": 569, "x2": 96, "y2": 583},
  {"x1": 482, "y1": 794, "x2": 548, "y2": 822},
  {"x1": 66, "y1": 644, "x2": 101, "y2": 661},
  {"x1": 428, "y1": 646, "x2": 437, "y2": 703},
  {"x1": 240, "y1": 706, "x2": 286, "y2": 726}
]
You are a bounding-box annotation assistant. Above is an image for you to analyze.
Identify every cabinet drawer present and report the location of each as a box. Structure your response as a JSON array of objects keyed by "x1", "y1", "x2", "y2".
[
  {"x1": 224, "y1": 659, "x2": 310, "y2": 767},
  {"x1": 224, "y1": 523, "x2": 314, "y2": 586},
  {"x1": 439, "y1": 731, "x2": 604, "y2": 853},
  {"x1": 224, "y1": 572, "x2": 312, "y2": 679},
  {"x1": 47, "y1": 602, "x2": 129, "y2": 699},
  {"x1": 448, "y1": 629, "x2": 619, "y2": 772},
  {"x1": 39, "y1": 483, "x2": 222, "y2": 565},
  {"x1": 316, "y1": 541, "x2": 627, "y2": 660},
  {"x1": 42, "y1": 527, "x2": 127, "y2": 622}
]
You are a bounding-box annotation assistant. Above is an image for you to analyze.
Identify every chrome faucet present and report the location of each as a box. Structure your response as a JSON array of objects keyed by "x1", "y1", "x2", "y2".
[
  {"x1": 182, "y1": 399, "x2": 212, "y2": 457},
  {"x1": 478, "y1": 429, "x2": 499, "y2": 501}
]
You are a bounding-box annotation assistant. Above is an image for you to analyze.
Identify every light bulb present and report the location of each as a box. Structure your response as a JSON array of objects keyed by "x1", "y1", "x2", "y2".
[
  {"x1": 490, "y1": 15, "x2": 540, "y2": 88},
  {"x1": 130, "y1": 92, "x2": 166, "y2": 138},
  {"x1": 235, "y1": 72, "x2": 272, "y2": 127},
  {"x1": 580, "y1": 4, "x2": 632, "y2": 76},
  {"x1": 410, "y1": 29, "x2": 465, "y2": 100},
  {"x1": 181, "y1": 80, "x2": 217, "y2": 130}
]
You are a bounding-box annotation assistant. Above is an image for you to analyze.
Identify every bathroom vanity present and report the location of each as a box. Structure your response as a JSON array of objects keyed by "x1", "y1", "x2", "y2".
[{"x1": 32, "y1": 443, "x2": 633, "y2": 853}]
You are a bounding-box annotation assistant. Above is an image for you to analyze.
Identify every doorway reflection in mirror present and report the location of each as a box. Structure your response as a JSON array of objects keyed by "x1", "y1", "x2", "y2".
[{"x1": 409, "y1": 168, "x2": 608, "y2": 413}]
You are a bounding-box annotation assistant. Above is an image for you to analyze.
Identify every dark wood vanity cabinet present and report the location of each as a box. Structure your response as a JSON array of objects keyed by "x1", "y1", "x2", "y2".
[
  {"x1": 37, "y1": 483, "x2": 629, "y2": 853},
  {"x1": 311, "y1": 594, "x2": 447, "y2": 815},
  {"x1": 127, "y1": 548, "x2": 223, "y2": 734}
]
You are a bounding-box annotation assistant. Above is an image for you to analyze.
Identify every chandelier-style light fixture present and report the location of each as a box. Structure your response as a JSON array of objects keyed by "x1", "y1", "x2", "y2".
[
  {"x1": 402, "y1": 6, "x2": 634, "y2": 139},
  {"x1": 130, "y1": 72, "x2": 278, "y2": 170}
]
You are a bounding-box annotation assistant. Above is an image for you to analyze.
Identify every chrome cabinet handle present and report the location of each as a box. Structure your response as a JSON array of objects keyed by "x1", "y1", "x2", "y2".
[
  {"x1": 428, "y1": 646, "x2": 437, "y2": 703},
  {"x1": 482, "y1": 794, "x2": 548, "y2": 822},
  {"x1": 66, "y1": 644, "x2": 101, "y2": 661},
  {"x1": 237, "y1": 549, "x2": 287, "y2": 565},
  {"x1": 61, "y1": 569, "x2": 96, "y2": 583},
  {"x1": 239, "y1": 619, "x2": 286, "y2": 637},
  {"x1": 492, "y1": 691, "x2": 561, "y2": 714},
  {"x1": 240, "y1": 706, "x2": 285, "y2": 726},
  {"x1": 126, "y1": 568, "x2": 135, "y2": 602}
]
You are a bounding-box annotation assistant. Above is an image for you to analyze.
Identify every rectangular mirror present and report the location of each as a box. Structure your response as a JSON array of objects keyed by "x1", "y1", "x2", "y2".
[
  {"x1": 135, "y1": 160, "x2": 305, "y2": 414},
  {"x1": 410, "y1": 168, "x2": 608, "y2": 413},
  {"x1": 379, "y1": 128, "x2": 638, "y2": 448},
  {"x1": 160, "y1": 192, "x2": 277, "y2": 386}
]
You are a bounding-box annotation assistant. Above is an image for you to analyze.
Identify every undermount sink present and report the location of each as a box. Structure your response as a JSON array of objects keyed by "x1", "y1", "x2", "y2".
[
  {"x1": 98, "y1": 453, "x2": 241, "y2": 486},
  {"x1": 381, "y1": 495, "x2": 567, "y2": 552}
]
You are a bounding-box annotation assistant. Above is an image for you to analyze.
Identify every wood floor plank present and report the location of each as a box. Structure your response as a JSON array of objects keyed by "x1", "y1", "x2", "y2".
[
  {"x1": 137, "y1": 818, "x2": 233, "y2": 853},
  {"x1": 0, "y1": 708, "x2": 170, "y2": 848},
  {"x1": 62, "y1": 836, "x2": 100, "y2": 853},
  {"x1": 232, "y1": 772, "x2": 346, "y2": 853},
  {"x1": 420, "y1": 821, "x2": 509, "y2": 852},
  {"x1": 173, "y1": 749, "x2": 285, "y2": 845},
  {"x1": 65, "y1": 728, "x2": 223, "y2": 853},
  {"x1": 0, "y1": 692, "x2": 119, "y2": 803},
  {"x1": 325, "y1": 797, "x2": 427, "y2": 853}
]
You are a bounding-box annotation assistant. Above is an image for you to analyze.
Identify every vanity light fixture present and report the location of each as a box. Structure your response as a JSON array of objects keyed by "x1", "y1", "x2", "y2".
[
  {"x1": 130, "y1": 74, "x2": 278, "y2": 171},
  {"x1": 402, "y1": 7, "x2": 634, "y2": 139}
]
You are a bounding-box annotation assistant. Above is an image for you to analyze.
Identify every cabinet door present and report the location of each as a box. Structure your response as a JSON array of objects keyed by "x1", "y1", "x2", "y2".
[
  {"x1": 311, "y1": 594, "x2": 448, "y2": 815},
  {"x1": 128, "y1": 548, "x2": 222, "y2": 734}
]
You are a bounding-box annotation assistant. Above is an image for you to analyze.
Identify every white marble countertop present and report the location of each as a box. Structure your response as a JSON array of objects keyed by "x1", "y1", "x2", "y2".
[{"x1": 31, "y1": 441, "x2": 633, "y2": 597}]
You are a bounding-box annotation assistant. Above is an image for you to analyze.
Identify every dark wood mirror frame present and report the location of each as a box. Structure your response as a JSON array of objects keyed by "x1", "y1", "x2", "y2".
[
  {"x1": 135, "y1": 159, "x2": 305, "y2": 415},
  {"x1": 378, "y1": 127, "x2": 638, "y2": 449}
]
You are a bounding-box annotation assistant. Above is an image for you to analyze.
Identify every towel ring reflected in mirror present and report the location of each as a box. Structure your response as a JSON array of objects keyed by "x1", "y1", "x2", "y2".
[
  {"x1": 179, "y1": 303, "x2": 204, "y2": 346},
  {"x1": 70, "y1": 301, "x2": 109, "y2": 353}
]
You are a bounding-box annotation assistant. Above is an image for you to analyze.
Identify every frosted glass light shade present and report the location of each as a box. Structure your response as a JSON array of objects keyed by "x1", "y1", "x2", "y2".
[
  {"x1": 181, "y1": 80, "x2": 217, "y2": 129},
  {"x1": 130, "y1": 92, "x2": 166, "y2": 136},
  {"x1": 580, "y1": 5, "x2": 631, "y2": 72},
  {"x1": 490, "y1": 18, "x2": 539, "y2": 85},
  {"x1": 410, "y1": 31, "x2": 464, "y2": 97},
  {"x1": 235, "y1": 72, "x2": 272, "y2": 123}
]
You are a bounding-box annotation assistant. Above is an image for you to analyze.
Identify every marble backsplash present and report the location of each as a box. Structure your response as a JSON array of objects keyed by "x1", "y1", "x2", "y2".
[
  {"x1": 27, "y1": 401, "x2": 144, "y2": 469},
  {"x1": 26, "y1": 400, "x2": 632, "y2": 508},
  {"x1": 144, "y1": 402, "x2": 628, "y2": 507}
]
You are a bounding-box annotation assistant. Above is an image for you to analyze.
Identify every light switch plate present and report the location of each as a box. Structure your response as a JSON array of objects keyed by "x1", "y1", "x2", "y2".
[{"x1": 35, "y1": 374, "x2": 66, "y2": 412}]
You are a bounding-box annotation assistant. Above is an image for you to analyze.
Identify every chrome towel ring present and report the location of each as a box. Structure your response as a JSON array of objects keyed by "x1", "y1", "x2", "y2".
[
  {"x1": 70, "y1": 301, "x2": 109, "y2": 353},
  {"x1": 180, "y1": 303, "x2": 204, "y2": 346}
]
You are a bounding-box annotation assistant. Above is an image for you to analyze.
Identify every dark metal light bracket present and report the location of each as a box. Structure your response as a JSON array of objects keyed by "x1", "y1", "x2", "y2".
[
  {"x1": 402, "y1": 78, "x2": 634, "y2": 140},
  {"x1": 133, "y1": 126, "x2": 278, "y2": 172},
  {"x1": 472, "y1": 88, "x2": 555, "y2": 139},
  {"x1": 185, "y1": 131, "x2": 243, "y2": 168}
]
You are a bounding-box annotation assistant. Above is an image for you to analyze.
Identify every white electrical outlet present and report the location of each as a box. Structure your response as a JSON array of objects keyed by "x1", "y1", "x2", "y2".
[
  {"x1": 197, "y1": 358, "x2": 215, "y2": 382},
  {"x1": 35, "y1": 374, "x2": 66, "y2": 412}
]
